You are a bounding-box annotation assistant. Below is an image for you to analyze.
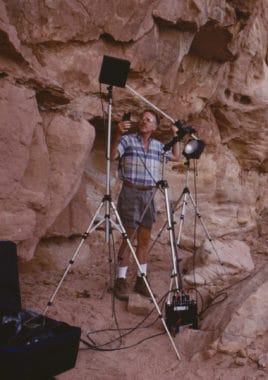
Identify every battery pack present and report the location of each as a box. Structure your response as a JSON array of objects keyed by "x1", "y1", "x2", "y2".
[{"x1": 165, "y1": 295, "x2": 198, "y2": 336}]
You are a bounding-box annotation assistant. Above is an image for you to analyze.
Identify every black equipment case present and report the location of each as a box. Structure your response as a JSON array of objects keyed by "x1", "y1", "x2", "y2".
[{"x1": 0, "y1": 241, "x2": 81, "y2": 379}]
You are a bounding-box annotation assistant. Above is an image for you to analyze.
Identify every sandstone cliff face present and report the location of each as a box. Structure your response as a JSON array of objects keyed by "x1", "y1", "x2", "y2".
[
  {"x1": 0, "y1": 0, "x2": 267, "y2": 260},
  {"x1": 1, "y1": 0, "x2": 268, "y2": 374}
]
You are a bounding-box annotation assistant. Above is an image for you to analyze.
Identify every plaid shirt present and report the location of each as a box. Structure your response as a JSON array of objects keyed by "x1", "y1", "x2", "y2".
[{"x1": 118, "y1": 133, "x2": 170, "y2": 186}]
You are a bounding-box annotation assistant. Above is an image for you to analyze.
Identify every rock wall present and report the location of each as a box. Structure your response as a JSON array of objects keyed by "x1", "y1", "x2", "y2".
[{"x1": 0, "y1": 0, "x2": 267, "y2": 259}]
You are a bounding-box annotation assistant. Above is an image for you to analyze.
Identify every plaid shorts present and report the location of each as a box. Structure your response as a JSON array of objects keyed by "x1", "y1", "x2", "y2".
[{"x1": 117, "y1": 185, "x2": 156, "y2": 229}]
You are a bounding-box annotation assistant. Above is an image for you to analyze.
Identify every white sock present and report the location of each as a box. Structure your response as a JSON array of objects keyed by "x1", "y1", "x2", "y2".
[
  {"x1": 117, "y1": 266, "x2": 128, "y2": 279},
  {"x1": 137, "y1": 263, "x2": 147, "y2": 277}
]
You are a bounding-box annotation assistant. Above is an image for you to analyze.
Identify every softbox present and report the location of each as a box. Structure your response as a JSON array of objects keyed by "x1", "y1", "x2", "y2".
[{"x1": 98, "y1": 55, "x2": 130, "y2": 88}]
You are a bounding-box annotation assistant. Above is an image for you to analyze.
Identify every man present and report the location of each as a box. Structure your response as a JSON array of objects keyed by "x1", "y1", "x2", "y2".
[{"x1": 111, "y1": 109, "x2": 180, "y2": 301}]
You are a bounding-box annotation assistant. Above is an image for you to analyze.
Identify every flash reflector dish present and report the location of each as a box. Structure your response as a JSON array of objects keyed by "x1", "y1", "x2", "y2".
[{"x1": 183, "y1": 139, "x2": 205, "y2": 159}]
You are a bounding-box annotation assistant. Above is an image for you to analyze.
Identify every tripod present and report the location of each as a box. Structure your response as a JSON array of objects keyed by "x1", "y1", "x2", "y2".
[
  {"x1": 43, "y1": 85, "x2": 181, "y2": 360},
  {"x1": 151, "y1": 156, "x2": 223, "y2": 297},
  {"x1": 146, "y1": 157, "x2": 221, "y2": 336},
  {"x1": 172, "y1": 157, "x2": 223, "y2": 270}
]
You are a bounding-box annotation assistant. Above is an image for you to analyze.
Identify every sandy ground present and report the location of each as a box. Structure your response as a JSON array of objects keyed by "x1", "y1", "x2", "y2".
[{"x1": 17, "y1": 233, "x2": 267, "y2": 380}]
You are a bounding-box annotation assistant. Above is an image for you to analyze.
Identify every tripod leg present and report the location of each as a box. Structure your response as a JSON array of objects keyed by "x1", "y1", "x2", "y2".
[
  {"x1": 147, "y1": 187, "x2": 185, "y2": 295},
  {"x1": 163, "y1": 186, "x2": 180, "y2": 295},
  {"x1": 176, "y1": 188, "x2": 189, "y2": 247},
  {"x1": 144, "y1": 182, "x2": 185, "y2": 301},
  {"x1": 43, "y1": 199, "x2": 106, "y2": 315},
  {"x1": 147, "y1": 188, "x2": 184, "y2": 254},
  {"x1": 110, "y1": 201, "x2": 181, "y2": 360},
  {"x1": 187, "y1": 192, "x2": 223, "y2": 266}
]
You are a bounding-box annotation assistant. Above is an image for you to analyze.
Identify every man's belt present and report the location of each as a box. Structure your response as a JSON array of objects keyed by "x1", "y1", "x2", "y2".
[{"x1": 123, "y1": 181, "x2": 154, "y2": 191}]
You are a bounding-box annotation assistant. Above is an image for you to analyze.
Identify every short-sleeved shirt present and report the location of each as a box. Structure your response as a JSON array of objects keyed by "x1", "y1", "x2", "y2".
[{"x1": 117, "y1": 133, "x2": 170, "y2": 186}]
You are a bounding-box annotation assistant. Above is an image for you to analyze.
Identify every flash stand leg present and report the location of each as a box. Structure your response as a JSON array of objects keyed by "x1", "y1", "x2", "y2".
[
  {"x1": 176, "y1": 188, "x2": 223, "y2": 265},
  {"x1": 171, "y1": 157, "x2": 224, "y2": 272},
  {"x1": 175, "y1": 187, "x2": 190, "y2": 248}
]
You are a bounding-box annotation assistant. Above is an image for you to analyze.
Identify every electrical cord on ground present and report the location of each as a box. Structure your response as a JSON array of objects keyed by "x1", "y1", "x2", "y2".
[
  {"x1": 80, "y1": 331, "x2": 165, "y2": 352},
  {"x1": 198, "y1": 270, "x2": 257, "y2": 319},
  {"x1": 79, "y1": 290, "x2": 172, "y2": 353},
  {"x1": 184, "y1": 287, "x2": 204, "y2": 318},
  {"x1": 198, "y1": 271, "x2": 253, "y2": 318}
]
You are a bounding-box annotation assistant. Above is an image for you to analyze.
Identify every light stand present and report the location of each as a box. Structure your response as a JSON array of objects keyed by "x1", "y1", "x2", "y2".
[
  {"x1": 161, "y1": 145, "x2": 184, "y2": 295},
  {"x1": 125, "y1": 82, "x2": 208, "y2": 335},
  {"x1": 43, "y1": 55, "x2": 181, "y2": 360},
  {"x1": 173, "y1": 156, "x2": 223, "y2": 265}
]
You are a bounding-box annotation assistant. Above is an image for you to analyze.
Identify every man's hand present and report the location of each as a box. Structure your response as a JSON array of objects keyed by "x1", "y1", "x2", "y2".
[
  {"x1": 171, "y1": 124, "x2": 178, "y2": 137},
  {"x1": 111, "y1": 120, "x2": 131, "y2": 160},
  {"x1": 117, "y1": 120, "x2": 132, "y2": 135}
]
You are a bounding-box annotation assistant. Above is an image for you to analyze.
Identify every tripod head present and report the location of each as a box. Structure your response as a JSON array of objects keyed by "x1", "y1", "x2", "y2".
[
  {"x1": 174, "y1": 120, "x2": 196, "y2": 141},
  {"x1": 163, "y1": 120, "x2": 205, "y2": 158}
]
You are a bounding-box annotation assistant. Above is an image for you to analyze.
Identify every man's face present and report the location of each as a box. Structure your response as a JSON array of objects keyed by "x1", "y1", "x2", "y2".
[{"x1": 138, "y1": 112, "x2": 157, "y2": 134}]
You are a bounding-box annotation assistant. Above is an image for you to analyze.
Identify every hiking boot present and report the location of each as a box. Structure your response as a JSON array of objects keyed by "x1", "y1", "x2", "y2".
[
  {"x1": 134, "y1": 276, "x2": 152, "y2": 298},
  {"x1": 114, "y1": 278, "x2": 129, "y2": 301}
]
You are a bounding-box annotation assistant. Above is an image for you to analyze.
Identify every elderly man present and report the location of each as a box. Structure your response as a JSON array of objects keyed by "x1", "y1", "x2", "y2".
[{"x1": 111, "y1": 109, "x2": 180, "y2": 301}]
